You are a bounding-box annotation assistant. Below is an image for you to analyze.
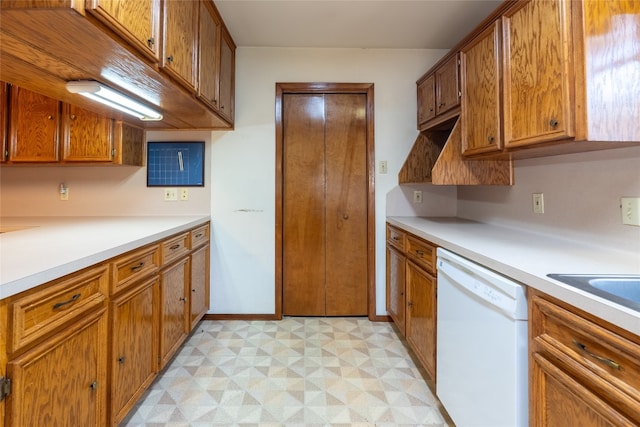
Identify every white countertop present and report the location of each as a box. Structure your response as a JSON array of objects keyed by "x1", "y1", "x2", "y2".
[
  {"x1": 0, "y1": 215, "x2": 210, "y2": 299},
  {"x1": 387, "y1": 216, "x2": 640, "y2": 336}
]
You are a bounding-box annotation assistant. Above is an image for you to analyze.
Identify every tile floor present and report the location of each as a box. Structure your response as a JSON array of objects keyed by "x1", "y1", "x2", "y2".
[{"x1": 120, "y1": 317, "x2": 454, "y2": 426}]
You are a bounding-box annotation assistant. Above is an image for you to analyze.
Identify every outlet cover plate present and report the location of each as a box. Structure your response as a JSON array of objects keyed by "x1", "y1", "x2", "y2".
[{"x1": 621, "y1": 197, "x2": 640, "y2": 226}]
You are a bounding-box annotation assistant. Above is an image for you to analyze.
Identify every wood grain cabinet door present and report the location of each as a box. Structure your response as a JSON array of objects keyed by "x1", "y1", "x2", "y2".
[
  {"x1": 159, "y1": 258, "x2": 190, "y2": 369},
  {"x1": 62, "y1": 104, "x2": 114, "y2": 162},
  {"x1": 386, "y1": 245, "x2": 406, "y2": 336},
  {"x1": 502, "y1": 0, "x2": 574, "y2": 148},
  {"x1": 197, "y1": 1, "x2": 221, "y2": 111},
  {"x1": 417, "y1": 74, "x2": 435, "y2": 126},
  {"x1": 162, "y1": 0, "x2": 198, "y2": 92},
  {"x1": 405, "y1": 261, "x2": 437, "y2": 380},
  {"x1": 189, "y1": 244, "x2": 210, "y2": 330},
  {"x1": 8, "y1": 86, "x2": 60, "y2": 162},
  {"x1": 110, "y1": 277, "x2": 158, "y2": 426},
  {"x1": 86, "y1": 0, "x2": 160, "y2": 62},
  {"x1": 435, "y1": 54, "x2": 460, "y2": 116},
  {"x1": 6, "y1": 309, "x2": 108, "y2": 427},
  {"x1": 217, "y1": 27, "x2": 235, "y2": 123},
  {"x1": 461, "y1": 21, "x2": 502, "y2": 156}
]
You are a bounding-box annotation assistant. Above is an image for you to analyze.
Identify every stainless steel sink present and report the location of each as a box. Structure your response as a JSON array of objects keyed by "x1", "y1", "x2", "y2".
[{"x1": 547, "y1": 274, "x2": 640, "y2": 311}]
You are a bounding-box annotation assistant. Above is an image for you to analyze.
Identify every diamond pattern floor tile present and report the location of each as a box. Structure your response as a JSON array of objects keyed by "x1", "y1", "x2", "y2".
[{"x1": 120, "y1": 317, "x2": 453, "y2": 427}]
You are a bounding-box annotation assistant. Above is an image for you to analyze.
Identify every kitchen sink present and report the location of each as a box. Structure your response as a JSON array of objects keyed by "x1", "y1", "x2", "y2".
[{"x1": 547, "y1": 274, "x2": 640, "y2": 312}]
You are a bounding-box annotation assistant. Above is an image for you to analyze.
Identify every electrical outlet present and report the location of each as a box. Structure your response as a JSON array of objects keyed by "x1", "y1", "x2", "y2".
[
  {"x1": 180, "y1": 188, "x2": 189, "y2": 201},
  {"x1": 533, "y1": 193, "x2": 544, "y2": 214},
  {"x1": 59, "y1": 183, "x2": 69, "y2": 201},
  {"x1": 413, "y1": 190, "x2": 423, "y2": 204},
  {"x1": 621, "y1": 197, "x2": 640, "y2": 226},
  {"x1": 164, "y1": 188, "x2": 178, "y2": 201},
  {"x1": 379, "y1": 160, "x2": 388, "y2": 174}
]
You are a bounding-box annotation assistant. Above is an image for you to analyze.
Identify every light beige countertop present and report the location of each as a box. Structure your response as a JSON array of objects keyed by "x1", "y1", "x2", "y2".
[
  {"x1": 0, "y1": 215, "x2": 210, "y2": 299},
  {"x1": 387, "y1": 216, "x2": 640, "y2": 336}
]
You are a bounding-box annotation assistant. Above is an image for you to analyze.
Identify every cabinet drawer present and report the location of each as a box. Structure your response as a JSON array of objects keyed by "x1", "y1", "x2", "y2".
[
  {"x1": 405, "y1": 235, "x2": 437, "y2": 274},
  {"x1": 111, "y1": 244, "x2": 160, "y2": 294},
  {"x1": 8, "y1": 265, "x2": 108, "y2": 354},
  {"x1": 161, "y1": 232, "x2": 190, "y2": 265},
  {"x1": 532, "y1": 294, "x2": 640, "y2": 419},
  {"x1": 190, "y1": 223, "x2": 210, "y2": 249},
  {"x1": 386, "y1": 224, "x2": 405, "y2": 251}
]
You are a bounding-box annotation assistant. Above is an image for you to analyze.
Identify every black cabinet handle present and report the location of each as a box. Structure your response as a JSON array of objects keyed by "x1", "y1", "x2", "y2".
[{"x1": 53, "y1": 293, "x2": 81, "y2": 310}]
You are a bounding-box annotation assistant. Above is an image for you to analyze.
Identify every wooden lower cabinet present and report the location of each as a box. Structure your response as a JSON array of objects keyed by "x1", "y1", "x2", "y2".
[
  {"x1": 159, "y1": 257, "x2": 190, "y2": 369},
  {"x1": 405, "y1": 260, "x2": 437, "y2": 380},
  {"x1": 385, "y1": 223, "x2": 437, "y2": 380},
  {"x1": 6, "y1": 308, "x2": 108, "y2": 427},
  {"x1": 109, "y1": 276, "x2": 159, "y2": 426},
  {"x1": 189, "y1": 243, "x2": 210, "y2": 330},
  {"x1": 386, "y1": 245, "x2": 406, "y2": 336},
  {"x1": 0, "y1": 222, "x2": 211, "y2": 426},
  {"x1": 529, "y1": 289, "x2": 640, "y2": 426}
]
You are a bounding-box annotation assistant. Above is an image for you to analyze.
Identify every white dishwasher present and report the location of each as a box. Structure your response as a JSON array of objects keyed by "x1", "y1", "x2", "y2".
[{"x1": 436, "y1": 248, "x2": 528, "y2": 427}]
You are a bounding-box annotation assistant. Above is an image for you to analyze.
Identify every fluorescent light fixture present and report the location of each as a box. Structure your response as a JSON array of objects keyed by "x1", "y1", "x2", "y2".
[{"x1": 66, "y1": 80, "x2": 162, "y2": 121}]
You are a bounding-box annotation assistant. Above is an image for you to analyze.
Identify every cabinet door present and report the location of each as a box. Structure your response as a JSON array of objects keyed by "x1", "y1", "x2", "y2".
[
  {"x1": 110, "y1": 277, "x2": 158, "y2": 425},
  {"x1": 8, "y1": 86, "x2": 59, "y2": 162},
  {"x1": 435, "y1": 54, "x2": 460, "y2": 116},
  {"x1": 62, "y1": 104, "x2": 114, "y2": 162},
  {"x1": 503, "y1": 0, "x2": 573, "y2": 148},
  {"x1": 531, "y1": 352, "x2": 637, "y2": 426},
  {"x1": 417, "y1": 74, "x2": 435, "y2": 126},
  {"x1": 406, "y1": 261, "x2": 437, "y2": 380},
  {"x1": 197, "y1": 1, "x2": 221, "y2": 111},
  {"x1": 386, "y1": 246, "x2": 406, "y2": 336},
  {"x1": 162, "y1": 0, "x2": 198, "y2": 91},
  {"x1": 461, "y1": 21, "x2": 502, "y2": 156},
  {"x1": 1, "y1": 81, "x2": 7, "y2": 162},
  {"x1": 189, "y1": 244, "x2": 210, "y2": 330},
  {"x1": 112, "y1": 120, "x2": 144, "y2": 166},
  {"x1": 6, "y1": 309, "x2": 107, "y2": 427},
  {"x1": 159, "y1": 258, "x2": 190, "y2": 369},
  {"x1": 217, "y1": 26, "x2": 235, "y2": 123},
  {"x1": 86, "y1": 0, "x2": 160, "y2": 61}
]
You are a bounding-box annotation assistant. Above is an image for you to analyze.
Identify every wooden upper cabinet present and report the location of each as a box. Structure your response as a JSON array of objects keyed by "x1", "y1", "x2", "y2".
[
  {"x1": 435, "y1": 54, "x2": 460, "y2": 116},
  {"x1": 1, "y1": 81, "x2": 7, "y2": 162},
  {"x1": 502, "y1": 0, "x2": 573, "y2": 148},
  {"x1": 86, "y1": 0, "x2": 160, "y2": 62},
  {"x1": 62, "y1": 104, "x2": 114, "y2": 162},
  {"x1": 417, "y1": 74, "x2": 435, "y2": 127},
  {"x1": 461, "y1": 21, "x2": 502, "y2": 156},
  {"x1": 8, "y1": 86, "x2": 60, "y2": 163},
  {"x1": 218, "y1": 26, "x2": 236, "y2": 123},
  {"x1": 162, "y1": 0, "x2": 198, "y2": 92},
  {"x1": 197, "y1": 0, "x2": 221, "y2": 111},
  {"x1": 416, "y1": 54, "x2": 460, "y2": 131}
]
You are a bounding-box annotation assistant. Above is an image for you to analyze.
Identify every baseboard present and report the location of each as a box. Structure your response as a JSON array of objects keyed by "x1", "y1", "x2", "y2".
[{"x1": 203, "y1": 313, "x2": 282, "y2": 321}]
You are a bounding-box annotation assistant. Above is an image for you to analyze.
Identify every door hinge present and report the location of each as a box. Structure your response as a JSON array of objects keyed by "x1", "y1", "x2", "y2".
[{"x1": 0, "y1": 377, "x2": 11, "y2": 401}]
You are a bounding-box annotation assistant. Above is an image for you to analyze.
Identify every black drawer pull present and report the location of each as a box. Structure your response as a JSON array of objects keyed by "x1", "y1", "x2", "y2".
[
  {"x1": 130, "y1": 262, "x2": 145, "y2": 272},
  {"x1": 53, "y1": 293, "x2": 81, "y2": 310},
  {"x1": 170, "y1": 244, "x2": 180, "y2": 250},
  {"x1": 118, "y1": 356, "x2": 126, "y2": 364},
  {"x1": 415, "y1": 250, "x2": 425, "y2": 257},
  {"x1": 573, "y1": 339, "x2": 620, "y2": 370},
  {"x1": 195, "y1": 233, "x2": 203, "y2": 238}
]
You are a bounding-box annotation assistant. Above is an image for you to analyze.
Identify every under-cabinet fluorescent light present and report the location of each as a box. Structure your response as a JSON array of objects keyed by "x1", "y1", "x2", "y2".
[{"x1": 65, "y1": 80, "x2": 163, "y2": 121}]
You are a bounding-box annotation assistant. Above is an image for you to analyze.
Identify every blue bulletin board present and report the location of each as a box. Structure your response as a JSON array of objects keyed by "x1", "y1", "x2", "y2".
[{"x1": 146, "y1": 141, "x2": 205, "y2": 187}]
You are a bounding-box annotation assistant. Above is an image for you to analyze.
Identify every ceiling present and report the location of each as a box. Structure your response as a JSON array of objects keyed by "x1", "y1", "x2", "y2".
[{"x1": 215, "y1": 0, "x2": 503, "y2": 49}]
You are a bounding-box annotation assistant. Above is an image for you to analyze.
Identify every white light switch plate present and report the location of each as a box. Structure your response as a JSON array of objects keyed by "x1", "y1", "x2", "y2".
[{"x1": 621, "y1": 197, "x2": 640, "y2": 226}]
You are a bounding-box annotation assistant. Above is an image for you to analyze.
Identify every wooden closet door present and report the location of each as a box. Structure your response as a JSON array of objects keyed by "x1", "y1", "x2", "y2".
[
  {"x1": 324, "y1": 93, "x2": 367, "y2": 316},
  {"x1": 282, "y1": 94, "x2": 326, "y2": 315},
  {"x1": 282, "y1": 93, "x2": 368, "y2": 316}
]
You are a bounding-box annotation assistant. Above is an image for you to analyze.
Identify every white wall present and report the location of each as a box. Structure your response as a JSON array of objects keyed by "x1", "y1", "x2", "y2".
[
  {"x1": 209, "y1": 47, "x2": 448, "y2": 315},
  {"x1": 457, "y1": 146, "x2": 640, "y2": 255},
  {"x1": 0, "y1": 130, "x2": 212, "y2": 216}
]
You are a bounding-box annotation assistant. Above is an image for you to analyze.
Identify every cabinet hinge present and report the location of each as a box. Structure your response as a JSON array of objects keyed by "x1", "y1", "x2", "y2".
[
  {"x1": 111, "y1": 148, "x2": 116, "y2": 158},
  {"x1": 0, "y1": 377, "x2": 11, "y2": 401}
]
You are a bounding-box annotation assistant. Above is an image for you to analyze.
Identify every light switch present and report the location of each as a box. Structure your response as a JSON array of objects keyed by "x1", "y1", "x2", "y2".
[{"x1": 379, "y1": 160, "x2": 388, "y2": 174}]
